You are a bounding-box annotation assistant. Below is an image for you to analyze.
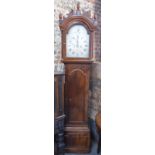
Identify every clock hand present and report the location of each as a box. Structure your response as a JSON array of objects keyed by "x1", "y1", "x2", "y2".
[{"x1": 77, "y1": 36, "x2": 79, "y2": 48}]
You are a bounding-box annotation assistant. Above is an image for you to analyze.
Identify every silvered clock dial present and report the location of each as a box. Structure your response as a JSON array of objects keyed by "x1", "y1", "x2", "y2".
[{"x1": 66, "y1": 25, "x2": 90, "y2": 58}]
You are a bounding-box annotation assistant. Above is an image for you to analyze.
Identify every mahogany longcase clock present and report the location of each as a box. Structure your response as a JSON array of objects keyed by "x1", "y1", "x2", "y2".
[{"x1": 59, "y1": 3, "x2": 97, "y2": 153}]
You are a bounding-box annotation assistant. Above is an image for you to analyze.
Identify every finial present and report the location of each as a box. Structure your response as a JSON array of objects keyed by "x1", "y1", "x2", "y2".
[
  {"x1": 69, "y1": 9, "x2": 73, "y2": 15},
  {"x1": 94, "y1": 13, "x2": 97, "y2": 20},
  {"x1": 59, "y1": 13, "x2": 63, "y2": 20},
  {"x1": 77, "y1": 2, "x2": 80, "y2": 10},
  {"x1": 93, "y1": 13, "x2": 97, "y2": 26}
]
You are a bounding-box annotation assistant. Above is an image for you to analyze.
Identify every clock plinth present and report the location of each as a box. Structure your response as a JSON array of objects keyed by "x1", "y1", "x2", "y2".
[
  {"x1": 59, "y1": 3, "x2": 97, "y2": 153},
  {"x1": 64, "y1": 126, "x2": 90, "y2": 153}
]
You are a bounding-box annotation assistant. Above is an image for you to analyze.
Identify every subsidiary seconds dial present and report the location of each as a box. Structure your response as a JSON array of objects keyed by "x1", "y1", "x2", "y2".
[{"x1": 66, "y1": 25, "x2": 90, "y2": 58}]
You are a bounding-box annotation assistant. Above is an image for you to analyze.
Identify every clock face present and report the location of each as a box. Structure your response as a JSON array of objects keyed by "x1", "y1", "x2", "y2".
[{"x1": 66, "y1": 25, "x2": 90, "y2": 58}]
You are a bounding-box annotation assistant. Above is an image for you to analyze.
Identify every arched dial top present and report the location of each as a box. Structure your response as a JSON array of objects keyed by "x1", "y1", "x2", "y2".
[{"x1": 66, "y1": 25, "x2": 90, "y2": 58}]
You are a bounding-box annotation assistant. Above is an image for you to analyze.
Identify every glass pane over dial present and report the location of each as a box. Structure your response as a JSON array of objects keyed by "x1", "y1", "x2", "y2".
[{"x1": 66, "y1": 25, "x2": 90, "y2": 58}]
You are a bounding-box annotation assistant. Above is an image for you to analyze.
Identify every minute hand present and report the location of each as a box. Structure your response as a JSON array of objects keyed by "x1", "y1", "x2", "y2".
[{"x1": 77, "y1": 36, "x2": 79, "y2": 48}]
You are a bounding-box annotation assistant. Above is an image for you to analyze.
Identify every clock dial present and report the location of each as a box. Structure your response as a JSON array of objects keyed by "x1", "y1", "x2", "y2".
[{"x1": 66, "y1": 25, "x2": 89, "y2": 58}]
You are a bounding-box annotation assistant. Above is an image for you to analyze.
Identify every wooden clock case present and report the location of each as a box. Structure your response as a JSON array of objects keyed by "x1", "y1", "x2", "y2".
[{"x1": 59, "y1": 3, "x2": 97, "y2": 153}]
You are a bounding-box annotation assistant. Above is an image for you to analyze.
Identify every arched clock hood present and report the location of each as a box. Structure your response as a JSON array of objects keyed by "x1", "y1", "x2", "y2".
[{"x1": 59, "y1": 2, "x2": 97, "y2": 63}]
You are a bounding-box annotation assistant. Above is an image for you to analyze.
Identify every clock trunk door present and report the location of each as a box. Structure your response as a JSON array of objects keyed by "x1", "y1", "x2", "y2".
[{"x1": 65, "y1": 64, "x2": 90, "y2": 126}]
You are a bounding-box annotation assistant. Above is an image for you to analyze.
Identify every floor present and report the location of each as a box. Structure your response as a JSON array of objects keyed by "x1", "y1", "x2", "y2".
[{"x1": 65, "y1": 141, "x2": 101, "y2": 155}]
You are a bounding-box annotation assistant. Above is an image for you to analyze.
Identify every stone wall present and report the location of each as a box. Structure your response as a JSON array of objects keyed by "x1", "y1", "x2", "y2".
[
  {"x1": 88, "y1": 62, "x2": 101, "y2": 119},
  {"x1": 94, "y1": 0, "x2": 101, "y2": 61},
  {"x1": 54, "y1": 0, "x2": 101, "y2": 121}
]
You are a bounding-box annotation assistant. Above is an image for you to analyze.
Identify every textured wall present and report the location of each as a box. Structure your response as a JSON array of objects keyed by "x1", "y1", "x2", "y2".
[
  {"x1": 88, "y1": 62, "x2": 101, "y2": 120},
  {"x1": 54, "y1": 0, "x2": 101, "y2": 120},
  {"x1": 94, "y1": 0, "x2": 101, "y2": 61}
]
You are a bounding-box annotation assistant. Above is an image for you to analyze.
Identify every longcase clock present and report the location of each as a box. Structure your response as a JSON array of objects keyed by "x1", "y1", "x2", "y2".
[{"x1": 59, "y1": 3, "x2": 97, "y2": 153}]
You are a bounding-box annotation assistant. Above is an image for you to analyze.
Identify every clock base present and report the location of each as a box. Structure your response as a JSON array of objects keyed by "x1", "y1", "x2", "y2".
[{"x1": 64, "y1": 126, "x2": 91, "y2": 153}]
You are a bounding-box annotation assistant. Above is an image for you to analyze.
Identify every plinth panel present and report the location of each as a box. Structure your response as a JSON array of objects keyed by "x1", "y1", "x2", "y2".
[{"x1": 64, "y1": 127, "x2": 90, "y2": 153}]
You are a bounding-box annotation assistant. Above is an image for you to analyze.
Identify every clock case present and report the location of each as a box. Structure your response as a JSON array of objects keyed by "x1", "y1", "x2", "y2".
[{"x1": 59, "y1": 3, "x2": 97, "y2": 153}]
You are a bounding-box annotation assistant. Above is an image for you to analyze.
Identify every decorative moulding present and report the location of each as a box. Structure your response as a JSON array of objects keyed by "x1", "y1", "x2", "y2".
[{"x1": 59, "y1": 2, "x2": 97, "y2": 27}]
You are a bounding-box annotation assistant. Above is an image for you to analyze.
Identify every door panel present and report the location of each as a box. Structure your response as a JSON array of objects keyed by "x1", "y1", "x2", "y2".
[{"x1": 65, "y1": 64, "x2": 90, "y2": 126}]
